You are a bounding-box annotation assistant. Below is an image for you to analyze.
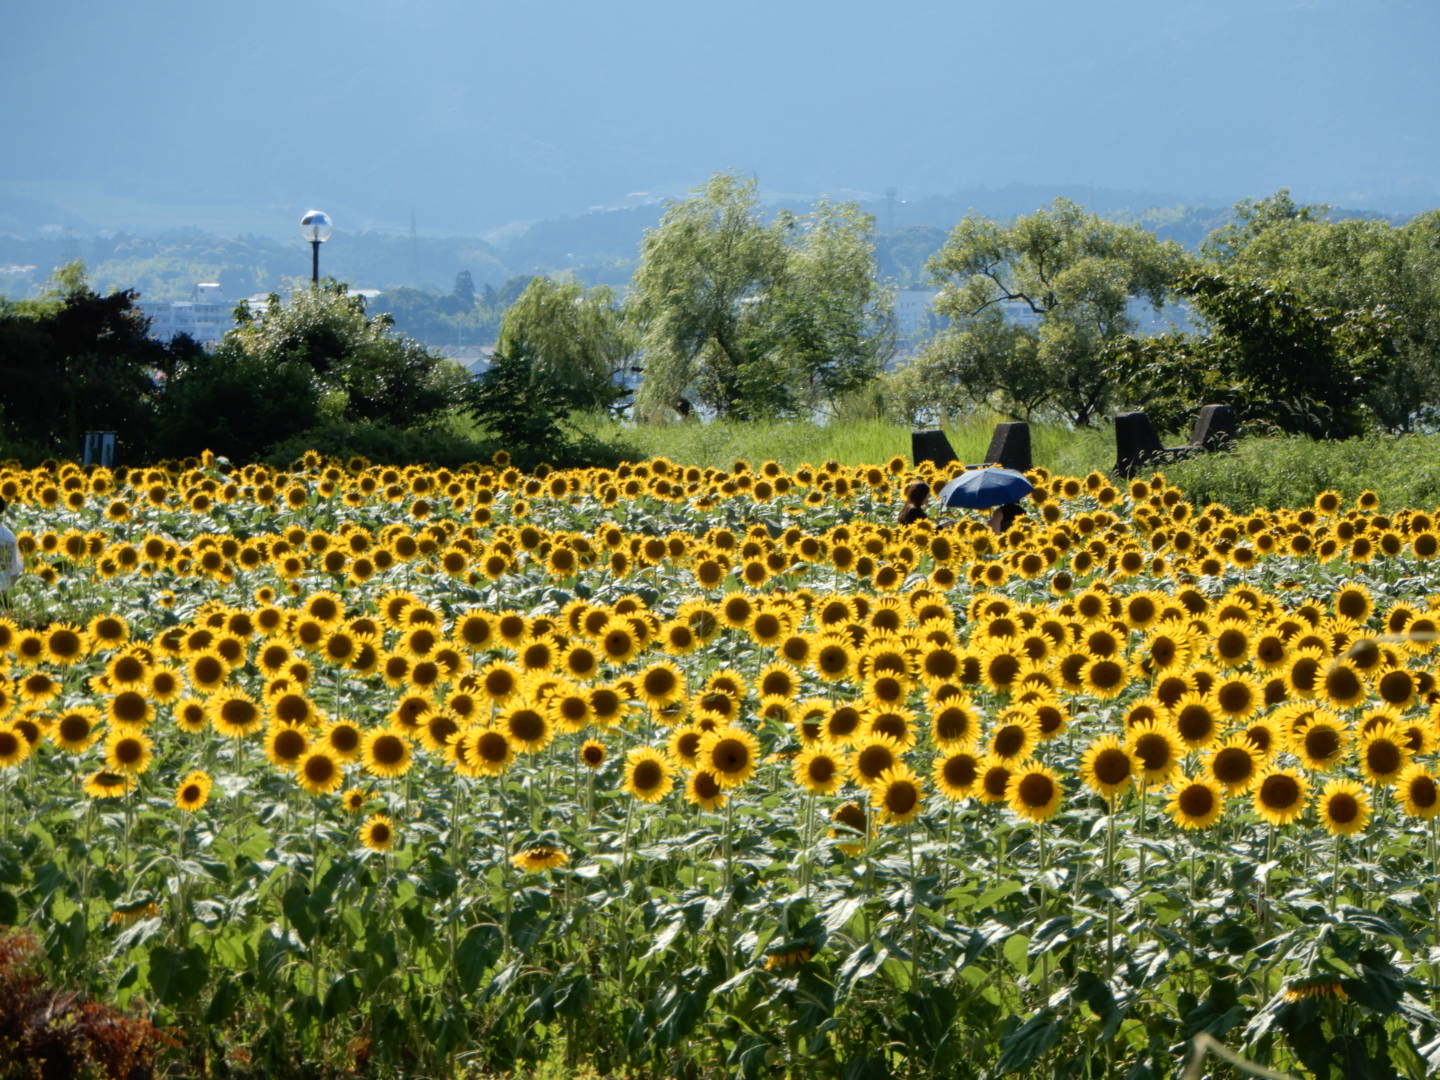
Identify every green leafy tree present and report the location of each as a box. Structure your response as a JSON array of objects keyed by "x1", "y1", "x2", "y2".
[
  {"x1": 629, "y1": 174, "x2": 893, "y2": 421},
  {"x1": 1200, "y1": 190, "x2": 1440, "y2": 431},
  {"x1": 908, "y1": 198, "x2": 1191, "y2": 426},
  {"x1": 0, "y1": 262, "x2": 169, "y2": 457},
  {"x1": 463, "y1": 340, "x2": 573, "y2": 455},
  {"x1": 496, "y1": 276, "x2": 637, "y2": 414},
  {"x1": 1106, "y1": 272, "x2": 1391, "y2": 439},
  {"x1": 224, "y1": 282, "x2": 468, "y2": 428}
]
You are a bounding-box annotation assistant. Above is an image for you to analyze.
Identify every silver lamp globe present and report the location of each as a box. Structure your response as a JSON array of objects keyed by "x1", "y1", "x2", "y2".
[{"x1": 300, "y1": 210, "x2": 333, "y2": 284}]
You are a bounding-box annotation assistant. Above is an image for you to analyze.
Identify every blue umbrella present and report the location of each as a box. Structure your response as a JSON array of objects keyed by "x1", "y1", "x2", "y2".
[{"x1": 938, "y1": 467, "x2": 1034, "y2": 509}]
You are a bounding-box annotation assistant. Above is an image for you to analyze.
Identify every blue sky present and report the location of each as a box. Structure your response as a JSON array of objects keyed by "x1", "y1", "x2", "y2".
[{"x1": 3, "y1": 0, "x2": 1437, "y2": 234}]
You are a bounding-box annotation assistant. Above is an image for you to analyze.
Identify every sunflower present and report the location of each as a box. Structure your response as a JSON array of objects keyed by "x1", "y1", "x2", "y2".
[
  {"x1": 1374, "y1": 666, "x2": 1416, "y2": 710},
  {"x1": 461, "y1": 729, "x2": 515, "y2": 777},
  {"x1": 360, "y1": 813, "x2": 397, "y2": 852},
  {"x1": 700, "y1": 726, "x2": 760, "y2": 789},
  {"x1": 501, "y1": 705, "x2": 552, "y2": 754},
  {"x1": 988, "y1": 714, "x2": 1038, "y2": 762},
  {"x1": 1079, "y1": 736, "x2": 1134, "y2": 800},
  {"x1": 636, "y1": 662, "x2": 686, "y2": 709},
  {"x1": 1168, "y1": 694, "x2": 1220, "y2": 751},
  {"x1": 1166, "y1": 775, "x2": 1224, "y2": 830},
  {"x1": 684, "y1": 769, "x2": 727, "y2": 812},
  {"x1": 850, "y1": 734, "x2": 904, "y2": 786},
  {"x1": 622, "y1": 746, "x2": 673, "y2": 803},
  {"x1": 186, "y1": 649, "x2": 232, "y2": 693},
  {"x1": 105, "y1": 730, "x2": 152, "y2": 775},
  {"x1": 929, "y1": 700, "x2": 981, "y2": 749},
  {"x1": 1320, "y1": 660, "x2": 1367, "y2": 710},
  {"x1": 1006, "y1": 763, "x2": 1062, "y2": 823},
  {"x1": 295, "y1": 749, "x2": 344, "y2": 795},
  {"x1": 1358, "y1": 722, "x2": 1411, "y2": 784},
  {"x1": 264, "y1": 723, "x2": 309, "y2": 770},
  {"x1": 106, "y1": 650, "x2": 149, "y2": 687},
  {"x1": 1204, "y1": 736, "x2": 1263, "y2": 795},
  {"x1": 1318, "y1": 778, "x2": 1370, "y2": 836},
  {"x1": 1398, "y1": 764, "x2": 1440, "y2": 820},
  {"x1": 932, "y1": 749, "x2": 981, "y2": 801},
  {"x1": 341, "y1": 787, "x2": 370, "y2": 813},
  {"x1": 362, "y1": 729, "x2": 414, "y2": 779},
  {"x1": 0, "y1": 725, "x2": 32, "y2": 768},
  {"x1": 1253, "y1": 767, "x2": 1310, "y2": 826},
  {"x1": 869, "y1": 764, "x2": 925, "y2": 826},
  {"x1": 83, "y1": 769, "x2": 135, "y2": 799},
  {"x1": 511, "y1": 845, "x2": 569, "y2": 872},
  {"x1": 579, "y1": 738, "x2": 607, "y2": 770},
  {"x1": 1291, "y1": 716, "x2": 1350, "y2": 773},
  {"x1": 1126, "y1": 720, "x2": 1182, "y2": 783},
  {"x1": 209, "y1": 691, "x2": 263, "y2": 739},
  {"x1": 977, "y1": 755, "x2": 1015, "y2": 805},
  {"x1": 175, "y1": 771, "x2": 212, "y2": 813},
  {"x1": 50, "y1": 706, "x2": 101, "y2": 753},
  {"x1": 829, "y1": 801, "x2": 869, "y2": 855},
  {"x1": 793, "y1": 743, "x2": 847, "y2": 795}
]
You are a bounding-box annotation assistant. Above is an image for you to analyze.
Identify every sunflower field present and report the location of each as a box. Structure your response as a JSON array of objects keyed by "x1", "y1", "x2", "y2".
[{"x1": 5, "y1": 450, "x2": 1440, "y2": 1078}]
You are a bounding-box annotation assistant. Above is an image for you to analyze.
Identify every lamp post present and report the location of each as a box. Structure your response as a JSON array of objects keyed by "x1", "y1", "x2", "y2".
[{"x1": 299, "y1": 210, "x2": 332, "y2": 286}]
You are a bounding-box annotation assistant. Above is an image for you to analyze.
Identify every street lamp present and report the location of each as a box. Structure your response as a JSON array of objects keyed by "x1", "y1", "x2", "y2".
[{"x1": 300, "y1": 210, "x2": 333, "y2": 286}]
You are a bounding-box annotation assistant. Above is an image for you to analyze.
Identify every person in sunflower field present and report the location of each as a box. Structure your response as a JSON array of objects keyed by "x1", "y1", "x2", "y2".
[
  {"x1": 0, "y1": 498, "x2": 23, "y2": 604},
  {"x1": 898, "y1": 480, "x2": 930, "y2": 526}
]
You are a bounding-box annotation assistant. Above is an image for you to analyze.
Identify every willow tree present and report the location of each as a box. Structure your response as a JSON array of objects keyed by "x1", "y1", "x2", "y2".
[
  {"x1": 496, "y1": 276, "x2": 636, "y2": 415},
  {"x1": 628, "y1": 174, "x2": 893, "y2": 421}
]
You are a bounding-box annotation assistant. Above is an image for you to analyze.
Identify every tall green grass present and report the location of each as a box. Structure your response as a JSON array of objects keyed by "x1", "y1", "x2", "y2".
[{"x1": 557, "y1": 414, "x2": 1440, "y2": 511}]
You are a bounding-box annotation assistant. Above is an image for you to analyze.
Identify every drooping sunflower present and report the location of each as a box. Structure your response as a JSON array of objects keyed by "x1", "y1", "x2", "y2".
[
  {"x1": 829, "y1": 801, "x2": 869, "y2": 855},
  {"x1": 511, "y1": 845, "x2": 569, "y2": 872},
  {"x1": 622, "y1": 746, "x2": 673, "y2": 803},
  {"x1": 1317, "y1": 778, "x2": 1370, "y2": 836},
  {"x1": 869, "y1": 764, "x2": 925, "y2": 825},
  {"x1": 83, "y1": 768, "x2": 135, "y2": 799},
  {"x1": 1252, "y1": 767, "x2": 1310, "y2": 826},
  {"x1": 360, "y1": 813, "x2": 397, "y2": 852},
  {"x1": 1006, "y1": 763, "x2": 1062, "y2": 823},
  {"x1": 361, "y1": 729, "x2": 414, "y2": 779},
  {"x1": 1166, "y1": 775, "x2": 1224, "y2": 830}
]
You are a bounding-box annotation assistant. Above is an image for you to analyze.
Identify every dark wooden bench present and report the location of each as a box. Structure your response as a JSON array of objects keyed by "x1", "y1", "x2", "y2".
[{"x1": 1115, "y1": 405, "x2": 1234, "y2": 478}]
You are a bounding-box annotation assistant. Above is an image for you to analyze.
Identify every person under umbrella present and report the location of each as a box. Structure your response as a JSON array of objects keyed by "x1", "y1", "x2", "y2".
[{"x1": 898, "y1": 481, "x2": 930, "y2": 526}]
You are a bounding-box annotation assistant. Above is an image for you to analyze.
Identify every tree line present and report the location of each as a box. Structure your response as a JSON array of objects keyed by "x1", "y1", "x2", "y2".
[{"x1": 2, "y1": 178, "x2": 1436, "y2": 468}]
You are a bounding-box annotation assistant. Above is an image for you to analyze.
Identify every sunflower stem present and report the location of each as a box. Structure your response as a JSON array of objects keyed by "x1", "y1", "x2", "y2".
[{"x1": 1327, "y1": 832, "x2": 1342, "y2": 914}]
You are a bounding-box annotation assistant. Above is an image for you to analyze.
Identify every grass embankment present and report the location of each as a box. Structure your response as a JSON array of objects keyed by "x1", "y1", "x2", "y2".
[{"x1": 579, "y1": 415, "x2": 1440, "y2": 511}]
